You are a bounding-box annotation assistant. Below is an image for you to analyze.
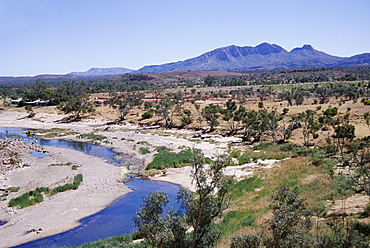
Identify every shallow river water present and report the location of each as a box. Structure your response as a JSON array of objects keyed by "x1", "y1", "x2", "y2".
[{"x1": 0, "y1": 127, "x2": 182, "y2": 248}]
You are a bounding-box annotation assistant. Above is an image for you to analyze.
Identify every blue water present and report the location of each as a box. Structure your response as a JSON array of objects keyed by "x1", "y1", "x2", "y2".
[
  {"x1": 31, "y1": 151, "x2": 51, "y2": 158},
  {"x1": 0, "y1": 222, "x2": 7, "y2": 226},
  {"x1": 12, "y1": 178, "x2": 182, "y2": 248},
  {"x1": 0, "y1": 127, "x2": 141, "y2": 170},
  {"x1": 0, "y1": 127, "x2": 182, "y2": 248}
]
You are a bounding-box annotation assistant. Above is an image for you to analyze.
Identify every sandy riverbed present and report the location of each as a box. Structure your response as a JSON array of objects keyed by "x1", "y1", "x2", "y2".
[{"x1": 0, "y1": 109, "x2": 266, "y2": 247}]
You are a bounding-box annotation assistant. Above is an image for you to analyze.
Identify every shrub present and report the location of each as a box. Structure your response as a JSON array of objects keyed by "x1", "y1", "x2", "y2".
[
  {"x1": 230, "y1": 235, "x2": 262, "y2": 248},
  {"x1": 146, "y1": 148, "x2": 202, "y2": 169},
  {"x1": 139, "y1": 147, "x2": 151, "y2": 154},
  {"x1": 141, "y1": 111, "x2": 153, "y2": 119}
]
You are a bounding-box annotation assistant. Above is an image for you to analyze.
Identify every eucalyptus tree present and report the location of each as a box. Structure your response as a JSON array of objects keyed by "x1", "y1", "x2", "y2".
[
  {"x1": 57, "y1": 96, "x2": 95, "y2": 121},
  {"x1": 221, "y1": 99, "x2": 247, "y2": 135},
  {"x1": 202, "y1": 104, "x2": 222, "y2": 132},
  {"x1": 133, "y1": 150, "x2": 233, "y2": 248},
  {"x1": 56, "y1": 82, "x2": 95, "y2": 121},
  {"x1": 296, "y1": 110, "x2": 321, "y2": 146},
  {"x1": 155, "y1": 96, "x2": 183, "y2": 129},
  {"x1": 108, "y1": 88, "x2": 144, "y2": 121}
]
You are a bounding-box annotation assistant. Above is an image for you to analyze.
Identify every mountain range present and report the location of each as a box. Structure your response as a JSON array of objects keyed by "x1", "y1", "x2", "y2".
[
  {"x1": 68, "y1": 67, "x2": 133, "y2": 76},
  {"x1": 135, "y1": 43, "x2": 370, "y2": 73},
  {"x1": 1, "y1": 43, "x2": 369, "y2": 81}
]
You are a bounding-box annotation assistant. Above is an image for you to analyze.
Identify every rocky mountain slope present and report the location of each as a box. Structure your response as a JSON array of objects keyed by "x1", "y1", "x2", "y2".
[{"x1": 136, "y1": 43, "x2": 368, "y2": 73}]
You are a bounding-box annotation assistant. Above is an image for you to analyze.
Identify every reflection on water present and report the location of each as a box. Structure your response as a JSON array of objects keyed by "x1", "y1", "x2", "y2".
[
  {"x1": 1, "y1": 127, "x2": 182, "y2": 248},
  {"x1": 0, "y1": 127, "x2": 141, "y2": 170}
]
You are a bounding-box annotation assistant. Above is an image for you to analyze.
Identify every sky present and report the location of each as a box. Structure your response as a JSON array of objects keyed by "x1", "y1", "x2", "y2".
[{"x1": 0, "y1": 0, "x2": 369, "y2": 76}]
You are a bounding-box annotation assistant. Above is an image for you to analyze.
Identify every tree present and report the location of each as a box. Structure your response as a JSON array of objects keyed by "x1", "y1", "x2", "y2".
[
  {"x1": 257, "y1": 87, "x2": 272, "y2": 102},
  {"x1": 108, "y1": 89, "x2": 144, "y2": 121},
  {"x1": 221, "y1": 99, "x2": 246, "y2": 135},
  {"x1": 263, "y1": 186, "x2": 314, "y2": 248},
  {"x1": 133, "y1": 192, "x2": 187, "y2": 248},
  {"x1": 57, "y1": 97, "x2": 95, "y2": 121},
  {"x1": 333, "y1": 124, "x2": 356, "y2": 158},
  {"x1": 230, "y1": 186, "x2": 313, "y2": 248},
  {"x1": 237, "y1": 87, "x2": 254, "y2": 105},
  {"x1": 133, "y1": 151, "x2": 233, "y2": 248},
  {"x1": 202, "y1": 104, "x2": 222, "y2": 132},
  {"x1": 315, "y1": 86, "x2": 332, "y2": 104},
  {"x1": 297, "y1": 110, "x2": 321, "y2": 146},
  {"x1": 364, "y1": 112, "x2": 370, "y2": 130},
  {"x1": 204, "y1": 75, "x2": 217, "y2": 87},
  {"x1": 155, "y1": 97, "x2": 183, "y2": 128}
]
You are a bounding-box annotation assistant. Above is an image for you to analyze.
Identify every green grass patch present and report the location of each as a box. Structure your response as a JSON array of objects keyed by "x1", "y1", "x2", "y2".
[
  {"x1": 77, "y1": 133, "x2": 107, "y2": 141},
  {"x1": 8, "y1": 187, "x2": 49, "y2": 208},
  {"x1": 49, "y1": 162, "x2": 72, "y2": 167},
  {"x1": 218, "y1": 210, "x2": 257, "y2": 237},
  {"x1": 27, "y1": 128, "x2": 78, "y2": 138},
  {"x1": 139, "y1": 147, "x2": 151, "y2": 154},
  {"x1": 64, "y1": 234, "x2": 142, "y2": 248},
  {"x1": 147, "y1": 148, "x2": 208, "y2": 170},
  {"x1": 228, "y1": 177, "x2": 263, "y2": 200},
  {"x1": 6, "y1": 187, "x2": 20, "y2": 192},
  {"x1": 9, "y1": 174, "x2": 83, "y2": 208},
  {"x1": 137, "y1": 141, "x2": 150, "y2": 145}
]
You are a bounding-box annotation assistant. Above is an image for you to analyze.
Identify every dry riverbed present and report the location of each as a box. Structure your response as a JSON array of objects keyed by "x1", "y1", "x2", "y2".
[{"x1": 0, "y1": 109, "x2": 274, "y2": 247}]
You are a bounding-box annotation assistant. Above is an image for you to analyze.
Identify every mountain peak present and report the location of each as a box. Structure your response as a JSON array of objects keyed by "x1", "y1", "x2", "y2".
[
  {"x1": 291, "y1": 44, "x2": 315, "y2": 52},
  {"x1": 255, "y1": 42, "x2": 286, "y2": 55},
  {"x1": 302, "y1": 44, "x2": 314, "y2": 50}
]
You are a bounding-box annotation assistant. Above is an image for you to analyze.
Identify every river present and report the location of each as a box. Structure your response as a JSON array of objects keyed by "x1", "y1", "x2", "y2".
[{"x1": 0, "y1": 127, "x2": 182, "y2": 248}]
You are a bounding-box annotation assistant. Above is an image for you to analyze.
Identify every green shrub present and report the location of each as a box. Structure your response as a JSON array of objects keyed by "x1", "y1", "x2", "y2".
[
  {"x1": 137, "y1": 141, "x2": 150, "y2": 145},
  {"x1": 77, "y1": 133, "x2": 107, "y2": 141},
  {"x1": 230, "y1": 151, "x2": 241, "y2": 159},
  {"x1": 230, "y1": 235, "x2": 262, "y2": 248},
  {"x1": 253, "y1": 142, "x2": 274, "y2": 150},
  {"x1": 279, "y1": 142, "x2": 299, "y2": 152},
  {"x1": 146, "y1": 148, "x2": 200, "y2": 169},
  {"x1": 141, "y1": 111, "x2": 153, "y2": 119},
  {"x1": 238, "y1": 154, "x2": 251, "y2": 164},
  {"x1": 139, "y1": 147, "x2": 151, "y2": 154},
  {"x1": 228, "y1": 177, "x2": 263, "y2": 199},
  {"x1": 155, "y1": 146, "x2": 173, "y2": 153},
  {"x1": 9, "y1": 191, "x2": 44, "y2": 208}
]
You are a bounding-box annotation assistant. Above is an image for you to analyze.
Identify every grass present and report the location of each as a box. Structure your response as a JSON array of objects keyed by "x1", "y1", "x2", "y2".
[
  {"x1": 64, "y1": 234, "x2": 143, "y2": 248},
  {"x1": 136, "y1": 141, "x2": 150, "y2": 145},
  {"x1": 27, "y1": 128, "x2": 78, "y2": 138},
  {"x1": 49, "y1": 162, "x2": 72, "y2": 167},
  {"x1": 139, "y1": 147, "x2": 151, "y2": 154},
  {"x1": 9, "y1": 174, "x2": 83, "y2": 208},
  {"x1": 146, "y1": 147, "x2": 211, "y2": 170},
  {"x1": 77, "y1": 133, "x2": 107, "y2": 141}
]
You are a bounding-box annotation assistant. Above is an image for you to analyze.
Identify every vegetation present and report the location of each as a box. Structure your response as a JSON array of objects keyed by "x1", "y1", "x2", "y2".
[
  {"x1": 8, "y1": 174, "x2": 83, "y2": 208},
  {"x1": 2, "y1": 66, "x2": 370, "y2": 247},
  {"x1": 146, "y1": 147, "x2": 207, "y2": 170},
  {"x1": 134, "y1": 151, "x2": 233, "y2": 248}
]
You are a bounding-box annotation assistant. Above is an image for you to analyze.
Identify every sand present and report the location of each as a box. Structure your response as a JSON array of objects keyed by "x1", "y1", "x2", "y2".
[{"x1": 0, "y1": 109, "x2": 255, "y2": 247}]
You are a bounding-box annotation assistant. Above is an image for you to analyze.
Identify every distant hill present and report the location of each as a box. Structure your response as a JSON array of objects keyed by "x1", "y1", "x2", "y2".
[
  {"x1": 0, "y1": 67, "x2": 134, "y2": 84},
  {"x1": 336, "y1": 53, "x2": 370, "y2": 66},
  {"x1": 1, "y1": 43, "x2": 369, "y2": 83},
  {"x1": 135, "y1": 43, "x2": 368, "y2": 73},
  {"x1": 68, "y1": 67, "x2": 133, "y2": 76}
]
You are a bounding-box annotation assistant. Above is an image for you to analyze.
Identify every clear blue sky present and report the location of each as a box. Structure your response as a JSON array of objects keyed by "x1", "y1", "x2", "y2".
[{"x1": 1, "y1": 0, "x2": 369, "y2": 76}]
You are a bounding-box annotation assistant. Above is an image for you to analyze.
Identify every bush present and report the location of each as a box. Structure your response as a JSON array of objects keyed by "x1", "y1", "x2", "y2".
[
  {"x1": 141, "y1": 111, "x2": 153, "y2": 119},
  {"x1": 146, "y1": 148, "x2": 208, "y2": 169},
  {"x1": 9, "y1": 191, "x2": 44, "y2": 208},
  {"x1": 230, "y1": 235, "x2": 262, "y2": 248},
  {"x1": 139, "y1": 147, "x2": 151, "y2": 154}
]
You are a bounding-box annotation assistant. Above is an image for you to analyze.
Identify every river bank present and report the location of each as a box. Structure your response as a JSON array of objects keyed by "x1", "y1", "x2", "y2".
[{"x1": 0, "y1": 109, "x2": 256, "y2": 247}]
